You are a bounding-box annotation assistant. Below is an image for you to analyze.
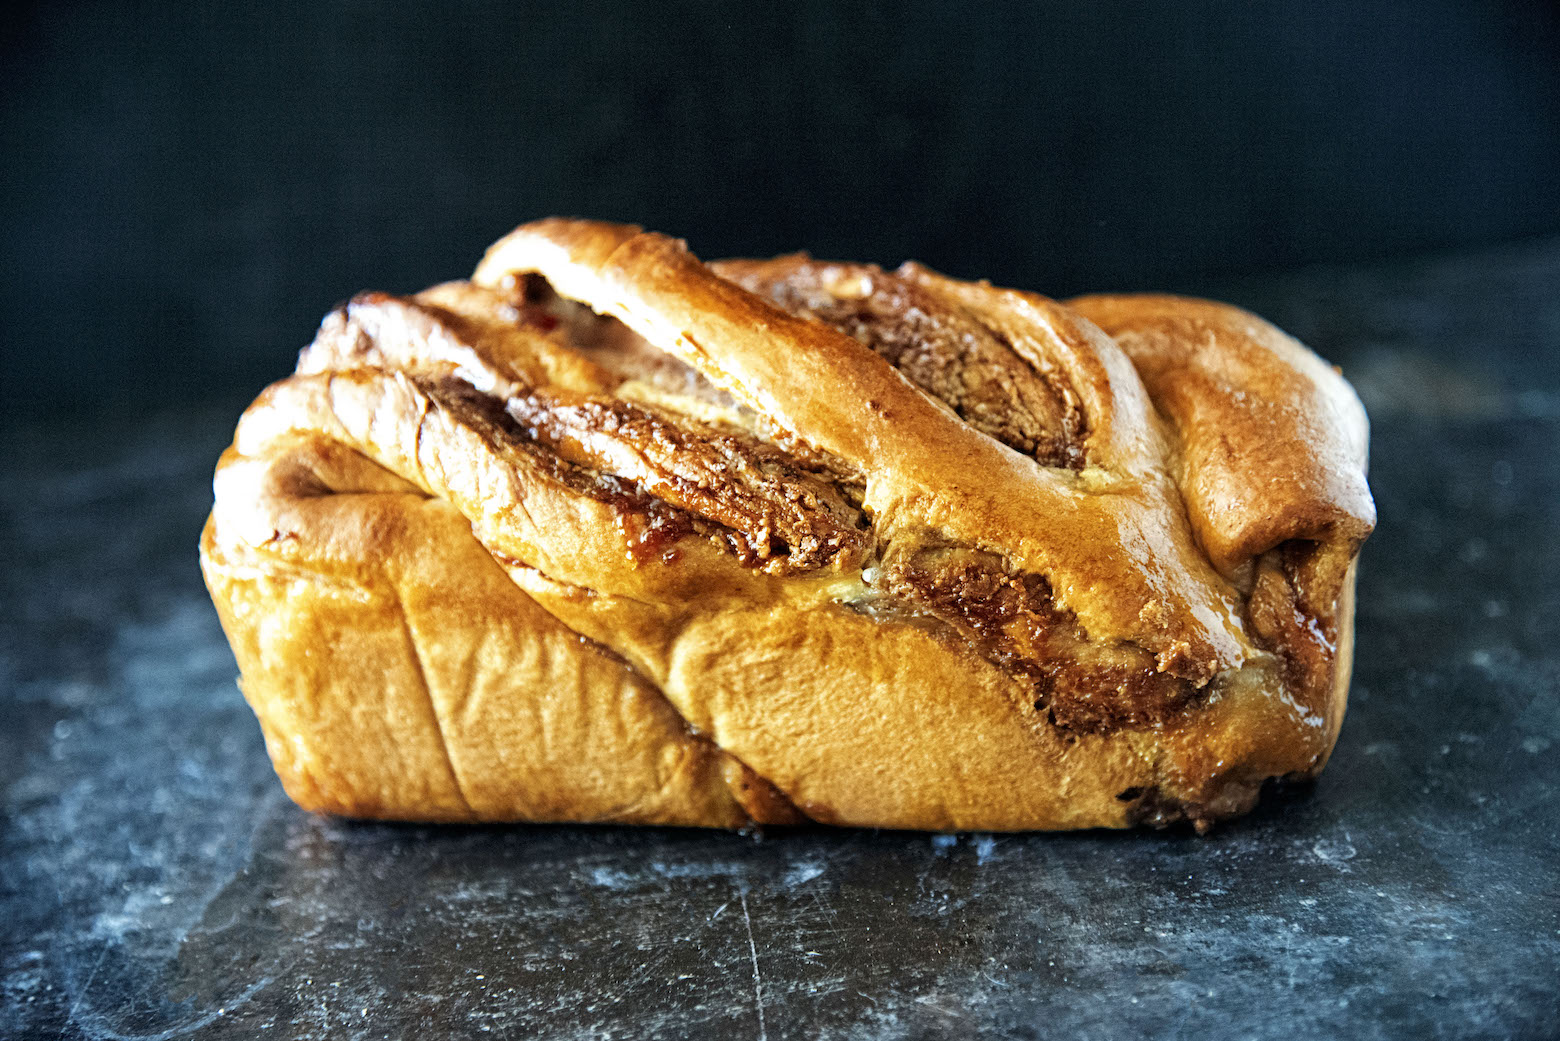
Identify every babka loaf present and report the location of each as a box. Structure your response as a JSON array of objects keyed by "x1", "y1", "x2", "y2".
[{"x1": 200, "y1": 219, "x2": 1374, "y2": 831}]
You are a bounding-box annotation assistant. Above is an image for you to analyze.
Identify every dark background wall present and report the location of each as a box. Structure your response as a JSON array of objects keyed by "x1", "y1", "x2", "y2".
[{"x1": 4, "y1": 0, "x2": 1559, "y2": 416}]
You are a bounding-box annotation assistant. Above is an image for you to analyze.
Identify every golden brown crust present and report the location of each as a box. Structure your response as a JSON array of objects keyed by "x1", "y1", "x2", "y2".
[
  {"x1": 1065, "y1": 293, "x2": 1375, "y2": 575},
  {"x1": 200, "y1": 219, "x2": 1374, "y2": 831},
  {"x1": 200, "y1": 433, "x2": 796, "y2": 827}
]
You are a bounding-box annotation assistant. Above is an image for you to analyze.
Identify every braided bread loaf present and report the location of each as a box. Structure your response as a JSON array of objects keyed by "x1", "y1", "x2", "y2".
[{"x1": 200, "y1": 219, "x2": 1374, "y2": 831}]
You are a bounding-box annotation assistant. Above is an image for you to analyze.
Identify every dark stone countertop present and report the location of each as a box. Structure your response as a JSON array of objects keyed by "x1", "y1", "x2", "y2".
[{"x1": 4, "y1": 240, "x2": 1559, "y2": 1040}]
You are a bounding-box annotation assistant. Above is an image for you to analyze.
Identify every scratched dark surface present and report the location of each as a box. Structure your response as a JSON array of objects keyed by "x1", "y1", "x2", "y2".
[{"x1": 4, "y1": 241, "x2": 1560, "y2": 1039}]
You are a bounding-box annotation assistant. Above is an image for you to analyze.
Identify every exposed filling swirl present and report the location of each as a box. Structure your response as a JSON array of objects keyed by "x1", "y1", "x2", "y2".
[
  {"x1": 878, "y1": 546, "x2": 1196, "y2": 732},
  {"x1": 713, "y1": 256, "x2": 1088, "y2": 469},
  {"x1": 419, "y1": 377, "x2": 868, "y2": 574},
  {"x1": 1244, "y1": 538, "x2": 1352, "y2": 717},
  {"x1": 503, "y1": 389, "x2": 867, "y2": 572}
]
